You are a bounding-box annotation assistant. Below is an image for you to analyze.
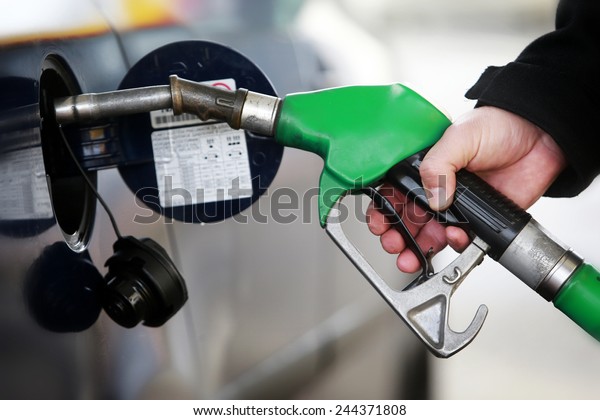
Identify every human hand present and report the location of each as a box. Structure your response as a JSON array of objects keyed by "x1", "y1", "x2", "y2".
[{"x1": 367, "y1": 106, "x2": 567, "y2": 273}]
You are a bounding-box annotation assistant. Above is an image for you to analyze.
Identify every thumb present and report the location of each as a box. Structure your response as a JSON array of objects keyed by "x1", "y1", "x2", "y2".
[{"x1": 419, "y1": 124, "x2": 480, "y2": 211}]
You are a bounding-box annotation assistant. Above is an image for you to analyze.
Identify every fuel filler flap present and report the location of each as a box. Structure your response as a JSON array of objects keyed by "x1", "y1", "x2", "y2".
[{"x1": 117, "y1": 40, "x2": 283, "y2": 223}]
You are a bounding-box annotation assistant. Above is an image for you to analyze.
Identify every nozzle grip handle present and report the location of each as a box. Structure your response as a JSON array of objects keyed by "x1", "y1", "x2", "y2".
[{"x1": 385, "y1": 152, "x2": 531, "y2": 260}]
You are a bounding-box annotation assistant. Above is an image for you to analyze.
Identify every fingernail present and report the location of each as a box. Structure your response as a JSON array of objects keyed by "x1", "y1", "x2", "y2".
[{"x1": 427, "y1": 187, "x2": 448, "y2": 211}]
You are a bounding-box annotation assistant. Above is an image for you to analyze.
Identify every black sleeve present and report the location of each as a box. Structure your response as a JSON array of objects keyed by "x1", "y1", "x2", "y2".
[{"x1": 465, "y1": 0, "x2": 600, "y2": 197}]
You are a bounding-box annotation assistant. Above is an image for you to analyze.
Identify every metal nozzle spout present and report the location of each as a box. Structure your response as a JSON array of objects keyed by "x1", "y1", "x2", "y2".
[
  {"x1": 53, "y1": 85, "x2": 172, "y2": 124},
  {"x1": 53, "y1": 75, "x2": 281, "y2": 137}
]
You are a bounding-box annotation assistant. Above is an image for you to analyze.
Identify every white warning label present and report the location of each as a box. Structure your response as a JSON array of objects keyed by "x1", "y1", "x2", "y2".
[
  {"x1": 0, "y1": 145, "x2": 53, "y2": 220},
  {"x1": 151, "y1": 123, "x2": 253, "y2": 207}
]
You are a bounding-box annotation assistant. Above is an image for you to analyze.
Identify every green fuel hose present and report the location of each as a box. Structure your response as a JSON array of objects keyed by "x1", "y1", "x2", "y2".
[{"x1": 554, "y1": 264, "x2": 600, "y2": 340}]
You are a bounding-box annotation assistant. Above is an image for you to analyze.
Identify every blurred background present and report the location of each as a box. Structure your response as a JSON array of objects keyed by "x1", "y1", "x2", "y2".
[{"x1": 1, "y1": 0, "x2": 599, "y2": 400}]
